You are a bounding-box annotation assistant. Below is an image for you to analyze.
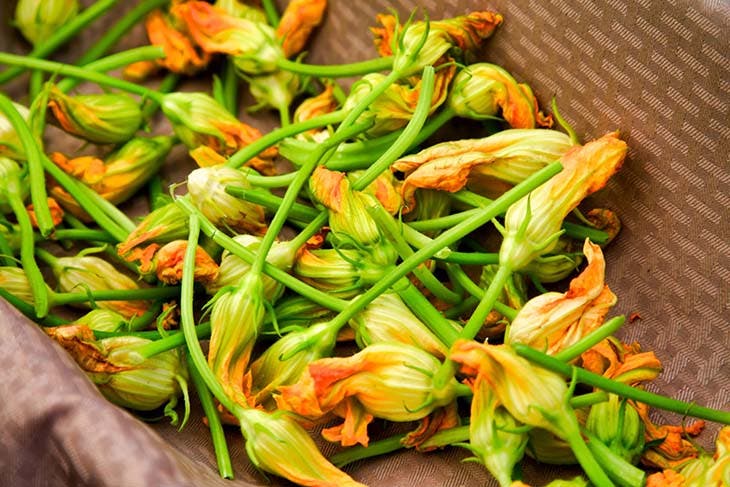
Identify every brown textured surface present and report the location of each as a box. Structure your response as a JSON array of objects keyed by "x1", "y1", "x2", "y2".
[{"x1": 0, "y1": 0, "x2": 728, "y2": 486}]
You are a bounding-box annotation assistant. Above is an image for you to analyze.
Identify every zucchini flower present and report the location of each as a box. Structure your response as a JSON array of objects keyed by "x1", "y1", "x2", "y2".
[
  {"x1": 187, "y1": 165, "x2": 267, "y2": 235},
  {"x1": 14, "y1": 0, "x2": 79, "y2": 45},
  {"x1": 293, "y1": 247, "x2": 394, "y2": 299},
  {"x1": 276, "y1": 342, "x2": 460, "y2": 446},
  {"x1": 586, "y1": 208, "x2": 622, "y2": 246},
  {"x1": 448, "y1": 63, "x2": 552, "y2": 128},
  {"x1": 205, "y1": 234, "x2": 297, "y2": 300},
  {"x1": 142, "y1": 8, "x2": 209, "y2": 77},
  {"x1": 580, "y1": 336, "x2": 662, "y2": 385},
  {"x1": 372, "y1": 11, "x2": 503, "y2": 76},
  {"x1": 391, "y1": 129, "x2": 573, "y2": 211},
  {"x1": 49, "y1": 254, "x2": 151, "y2": 319},
  {"x1": 237, "y1": 408, "x2": 366, "y2": 486},
  {"x1": 152, "y1": 240, "x2": 219, "y2": 285},
  {"x1": 507, "y1": 240, "x2": 617, "y2": 355},
  {"x1": 247, "y1": 70, "x2": 301, "y2": 116},
  {"x1": 117, "y1": 202, "x2": 189, "y2": 261},
  {"x1": 214, "y1": 0, "x2": 267, "y2": 23},
  {"x1": 49, "y1": 136, "x2": 173, "y2": 216},
  {"x1": 264, "y1": 295, "x2": 333, "y2": 332},
  {"x1": 526, "y1": 427, "x2": 576, "y2": 465},
  {"x1": 47, "y1": 87, "x2": 142, "y2": 144},
  {"x1": 460, "y1": 377, "x2": 527, "y2": 487},
  {"x1": 342, "y1": 63, "x2": 455, "y2": 136},
  {"x1": 208, "y1": 273, "x2": 265, "y2": 408},
  {"x1": 70, "y1": 309, "x2": 126, "y2": 332},
  {"x1": 499, "y1": 132, "x2": 626, "y2": 271},
  {"x1": 0, "y1": 266, "x2": 39, "y2": 305},
  {"x1": 172, "y1": 1, "x2": 283, "y2": 75},
  {"x1": 349, "y1": 292, "x2": 448, "y2": 359},
  {"x1": 275, "y1": 0, "x2": 327, "y2": 58},
  {"x1": 0, "y1": 102, "x2": 30, "y2": 160},
  {"x1": 309, "y1": 166, "x2": 386, "y2": 249},
  {"x1": 26, "y1": 197, "x2": 64, "y2": 229},
  {"x1": 586, "y1": 394, "x2": 644, "y2": 464},
  {"x1": 46, "y1": 325, "x2": 189, "y2": 425},
  {"x1": 521, "y1": 251, "x2": 583, "y2": 284},
  {"x1": 669, "y1": 426, "x2": 730, "y2": 487},
  {"x1": 160, "y1": 91, "x2": 276, "y2": 165},
  {"x1": 349, "y1": 169, "x2": 403, "y2": 215},
  {"x1": 293, "y1": 83, "x2": 338, "y2": 141},
  {"x1": 249, "y1": 321, "x2": 339, "y2": 407}
]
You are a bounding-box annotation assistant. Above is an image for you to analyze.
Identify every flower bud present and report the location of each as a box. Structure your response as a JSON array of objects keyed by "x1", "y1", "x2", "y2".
[
  {"x1": 263, "y1": 295, "x2": 332, "y2": 332},
  {"x1": 293, "y1": 83, "x2": 338, "y2": 141},
  {"x1": 276, "y1": 342, "x2": 460, "y2": 446},
  {"x1": 480, "y1": 264, "x2": 529, "y2": 310},
  {"x1": 275, "y1": 0, "x2": 327, "y2": 58},
  {"x1": 187, "y1": 165, "x2": 267, "y2": 235},
  {"x1": 462, "y1": 378, "x2": 527, "y2": 487},
  {"x1": 448, "y1": 63, "x2": 552, "y2": 128},
  {"x1": 214, "y1": 0, "x2": 267, "y2": 22},
  {"x1": 208, "y1": 273, "x2": 265, "y2": 408},
  {"x1": 50, "y1": 254, "x2": 151, "y2": 319},
  {"x1": 499, "y1": 132, "x2": 626, "y2": 271},
  {"x1": 117, "y1": 202, "x2": 189, "y2": 260},
  {"x1": 0, "y1": 157, "x2": 27, "y2": 214},
  {"x1": 293, "y1": 247, "x2": 393, "y2": 298},
  {"x1": 205, "y1": 234, "x2": 297, "y2": 300},
  {"x1": 250, "y1": 321, "x2": 339, "y2": 406},
  {"x1": 586, "y1": 394, "x2": 644, "y2": 464},
  {"x1": 0, "y1": 103, "x2": 30, "y2": 160},
  {"x1": 173, "y1": 1, "x2": 283, "y2": 75},
  {"x1": 0, "y1": 266, "x2": 37, "y2": 305},
  {"x1": 247, "y1": 70, "x2": 301, "y2": 114},
  {"x1": 508, "y1": 240, "x2": 617, "y2": 355},
  {"x1": 526, "y1": 427, "x2": 576, "y2": 465},
  {"x1": 160, "y1": 92, "x2": 276, "y2": 164},
  {"x1": 70, "y1": 309, "x2": 127, "y2": 332},
  {"x1": 350, "y1": 292, "x2": 448, "y2": 359},
  {"x1": 522, "y1": 252, "x2": 583, "y2": 284},
  {"x1": 48, "y1": 87, "x2": 142, "y2": 144},
  {"x1": 15, "y1": 0, "x2": 79, "y2": 45},
  {"x1": 238, "y1": 408, "x2": 366, "y2": 486},
  {"x1": 391, "y1": 129, "x2": 573, "y2": 211}
]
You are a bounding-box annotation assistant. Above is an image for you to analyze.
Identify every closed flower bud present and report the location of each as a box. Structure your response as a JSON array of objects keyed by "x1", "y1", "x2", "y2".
[
  {"x1": 161, "y1": 92, "x2": 276, "y2": 164},
  {"x1": 448, "y1": 63, "x2": 552, "y2": 128},
  {"x1": 500, "y1": 132, "x2": 626, "y2": 271},
  {"x1": 208, "y1": 273, "x2": 265, "y2": 408},
  {"x1": 173, "y1": 1, "x2": 283, "y2": 75},
  {"x1": 70, "y1": 309, "x2": 127, "y2": 332},
  {"x1": 250, "y1": 321, "x2": 339, "y2": 406},
  {"x1": 350, "y1": 292, "x2": 448, "y2": 359},
  {"x1": 480, "y1": 264, "x2": 529, "y2": 310},
  {"x1": 187, "y1": 165, "x2": 267, "y2": 235},
  {"x1": 117, "y1": 202, "x2": 189, "y2": 260},
  {"x1": 0, "y1": 266, "x2": 39, "y2": 305},
  {"x1": 48, "y1": 87, "x2": 142, "y2": 144},
  {"x1": 247, "y1": 70, "x2": 301, "y2": 114},
  {"x1": 508, "y1": 240, "x2": 617, "y2": 355},
  {"x1": 522, "y1": 252, "x2": 583, "y2": 284},
  {"x1": 49, "y1": 254, "x2": 151, "y2": 319},
  {"x1": 238, "y1": 408, "x2": 365, "y2": 486},
  {"x1": 263, "y1": 295, "x2": 332, "y2": 332},
  {"x1": 275, "y1": 0, "x2": 327, "y2": 58},
  {"x1": 205, "y1": 234, "x2": 297, "y2": 300},
  {"x1": 276, "y1": 342, "x2": 459, "y2": 446},
  {"x1": 391, "y1": 129, "x2": 573, "y2": 212},
  {"x1": 586, "y1": 394, "x2": 644, "y2": 464},
  {"x1": 15, "y1": 0, "x2": 79, "y2": 45},
  {"x1": 0, "y1": 103, "x2": 30, "y2": 160},
  {"x1": 214, "y1": 0, "x2": 267, "y2": 23},
  {"x1": 294, "y1": 247, "x2": 393, "y2": 298},
  {"x1": 526, "y1": 427, "x2": 576, "y2": 465},
  {"x1": 461, "y1": 379, "x2": 528, "y2": 487}
]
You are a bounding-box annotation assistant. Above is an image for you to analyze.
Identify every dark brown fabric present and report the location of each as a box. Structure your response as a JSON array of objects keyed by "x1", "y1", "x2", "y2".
[{"x1": 0, "y1": 0, "x2": 728, "y2": 486}]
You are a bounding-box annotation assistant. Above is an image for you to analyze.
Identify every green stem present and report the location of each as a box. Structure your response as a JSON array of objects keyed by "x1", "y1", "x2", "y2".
[
  {"x1": 445, "y1": 263, "x2": 516, "y2": 321},
  {"x1": 142, "y1": 73, "x2": 180, "y2": 119},
  {"x1": 50, "y1": 286, "x2": 181, "y2": 307},
  {"x1": 396, "y1": 278, "x2": 459, "y2": 346},
  {"x1": 6, "y1": 179, "x2": 49, "y2": 318},
  {"x1": 261, "y1": 0, "x2": 280, "y2": 26},
  {"x1": 552, "y1": 98, "x2": 581, "y2": 146},
  {"x1": 0, "y1": 288, "x2": 65, "y2": 326},
  {"x1": 564, "y1": 424, "x2": 614, "y2": 487},
  {"x1": 76, "y1": 0, "x2": 169, "y2": 65},
  {"x1": 46, "y1": 229, "x2": 116, "y2": 244},
  {"x1": 570, "y1": 391, "x2": 609, "y2": 409},
  {"x1": 225, "y1": 186, "x2": 319, "y2": 222},
  {"x1": 176, "y1": 197, "x2": 346, "y2": 312},
  {"x1": 287, "y1": 213, "x2": 329, "y2": 251},
  {"x1": 552, "y1": 315, "x2": 626, "y2": 362},
  {"x1": 0, "y1": 0, "x2": 119, "y2": 85},
  {"x1": 514, "y1": 344, "x2": 730, "y2": 424},
  {"x1": 0, "y1": 94, "x2": 54, "y2": 237},
  {"x1": 181, "y1": 214, "x2": 244, "y2": 417},
  {"x1": 459, "y1": 264, "x2": 513, "y2": 342},
  {"x1": 243, "y1": 171, "x2": 297, "y2": 188},
  {"x1": 323, "y1": 162, "x2": 563, "y2": 333},
  {"x1": 58, "y1": 46, "x2": 166, "y2": 93},
  {"x1": 225, "y1": 110, "x2": 346, "y2": 169},
  {"x1": 249, "y1": 121, "x2": 373, "y2": 277},
  {"x1": 222, "y1": 59, "x2": 239, "y2": 115},
  {"x1": 41, "y1": 155, "x2": 130, "y2": 241},
  {"x1": 582, "y1": 429, "x2": 645, "y2": 487},
  {"x1": 147, "y1": 175, "x2": 172, "y2": 211},
  {"x1": 0, "y1": 52, "x2": 163, "y2": 103},
  {"x1": 438, "y1": 251, "x2": 499, "y2": 265},
  {"x1": 278, "y1": 104, "x2": 291, "y2": 127},
  {"x1": 0, "y1": 230, "x2": 16, "y2": 266},
  {"x1": 276, "y1": 56, "x2": 394, "y2": 78},
  {"x1": 443, "y1": 295, "x2": 478, "y2": 319},
  {"x1": 29, "y1": 71, "x2": 44, "y2": 100},
  {"x1": 135, "y1": 322, "x2": 212, "y2": 359},
  {"x1": 188, "y1": 351, "x2": 234, "y2": 480}
]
